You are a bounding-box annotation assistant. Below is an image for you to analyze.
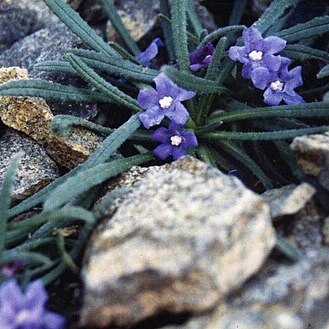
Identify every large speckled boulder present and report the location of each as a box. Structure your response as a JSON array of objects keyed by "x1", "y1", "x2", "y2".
[
  {"x1": 81, "y1": 156, "x2": 275, "y2": 328},
  {"x1": 0, "y1": 130, "x2": 59, "y2": 201},
  {"x1": 0, "y1": 67, "x2": 103, "y2": 169}
]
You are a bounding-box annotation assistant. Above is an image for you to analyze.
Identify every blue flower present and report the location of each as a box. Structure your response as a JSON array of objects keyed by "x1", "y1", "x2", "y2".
[
  {"x1": 138, "y1": 73, "x2": 196, "y2": 129},
  {"x1": 135, "y1": 38, "x2": 163, "y2": 67},
  {"x1": 229, "y1": 26, "x2": 286, "y2": 79},
  {"x1": 189, "y1": 43, "x2": 215, "y2": 71},
  {"x1": 250, "y1": 57, "x2": 304, "y2": 105},
  {"x1": 0, "y1": 279, "x2": 65, "y2": 329},
  {"x1": 152, "y1": 122, "x2": 198, "y2": 160}
]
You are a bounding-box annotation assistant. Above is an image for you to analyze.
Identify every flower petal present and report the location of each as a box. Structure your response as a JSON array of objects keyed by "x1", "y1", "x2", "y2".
[
  {"x1": 263, "y1": 88, "x2": 283, "y2": 106},
  {"x1": 25, "y1": 280, "x2": 48, "y2": 309},
  {"x1": 172, "y1": 146, "x2": 187, "y2": 160},
  {"x1": 154, "y1": 73, "x2": 179, "y2": 97},
  {"x1": 228, "y1": 46, "x2": 247, "y2": 63},
  {"x1": 250, "y1": 67, "x2": 272, "y2": 90},
  {"x1": 242, "y1": 64, "x2": 252, "y2": 79},
  {"x1": 139, "y1": 109, "x2": 164, "y2": 129},
  {"x1": 165, "y1": 102, "x2": 189, "y2": 125},
  {"x1": 176, "y1": 89, "x2": 196, "y2": 102},
  {"x1": 43, "y1": 311, "x2": 66, "y2": 329},
  {"x1": 137, "y1": 88, "x2": 159, "y2": 110},
  {"x1": 153, "y1": 143, "x2": 173, "y2": 160},
  {"x1": 243, "y1": 27, "x2": 263, "y2": 52},
  {"x1": 283, "y1": 92, "x2": 305, "y2": 105},
  {"x1": 263, "y1": 54, "x2": 282, "y2": 73},
  {"x1": 263, "y1": 36, "x2": 287, "y2": 54},
  {"x1": 152, "y1": 127, "x2": 171, "y2": 143},
  {"x1": 0, "y1": 279, "x2": 24, "y2": 309},
  {"x1": 135, "y1": 38, "x2": 163, "y2": 67},
  {"x1": 182, "y1": 131, "x2": 198, "y2": 148}
]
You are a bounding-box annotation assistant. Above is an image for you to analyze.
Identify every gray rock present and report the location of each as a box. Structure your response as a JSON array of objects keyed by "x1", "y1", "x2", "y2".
[
  {"x1": 106, "y1": 0, "x2": 217, "y2": 43},
  {"x1": 0, "y1": 23, "x2": 98, "y2": 119},
  {"x1": 0, "y1": 0, "x2": 58, "y2": 52},
  {"x1": 290, "y1": 133, "x2": 329, "y2": 191},
  {"x1": 262, "y1": 183, "x2": 316, "y2": 220},
  {"x1": 0, "y1": 130, "x2": 59, "y2": 201},
  {"x1": 81, "y1": 156, "x2": 275, "y2": 328}
]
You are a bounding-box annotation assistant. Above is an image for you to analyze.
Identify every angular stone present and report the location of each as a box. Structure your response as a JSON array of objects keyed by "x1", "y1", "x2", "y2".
[
  {"x1": 262, "y1": 183, "x2": 316, "y2": 220},
  {"x1": 0, "y1": 130, "x2": 59, "y2": 201},
  {"x1": 0, "y1": 0, "x2": 58, "y2": 52},
  {"x1": 81, "y1": 157, "x2": 275, "y2": 328},
  {"x1": 290, "y1": 133, "x2": 329, "y2": 191},
  {"x1": 106, "y1": 0, "x2": 216, "y2": 43},
  {"x1": 0, "y1": 67, "x2": 103, "y2": 169},
  {"x1": 0, "y1": 23, "x2": 98, "y2": 119}
]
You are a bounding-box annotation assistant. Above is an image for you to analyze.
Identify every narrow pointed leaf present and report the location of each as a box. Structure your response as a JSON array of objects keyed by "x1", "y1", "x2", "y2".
[
  {"x1": 43, "y1": 0, "x2": 117, "y2": 57},
  {"x1": 44, "y1": 153, "x2": 153, "y2": 211},
  {"x1": 66, "y1": 53, "x2": 141, "y2": 112},
  {"x1": 0, "y1": 79, "x2": 111, "y2": 103},
  {"x1": 282, "y1": 44, "x2": 329, "y2": 63},
  {"x1": 162, "y1": 65, "x2": 228, "y2": 94}
]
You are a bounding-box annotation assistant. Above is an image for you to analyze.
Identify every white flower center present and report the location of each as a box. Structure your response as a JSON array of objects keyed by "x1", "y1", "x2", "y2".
[
  {"x1": 270, "y1": 80, "x2": 284, "y2": 91},
  {"x1": 170, "y1": 135, "x2": 183, "y2": 146},
  {"x1": 16, "y1": 309, "x2": 31, "y2": 324},
  {"x1": 248, "y1": 50, "x2": 263, "y2": 61},
  {"x1": 159, "y1": 96, "x2": 173, "y2": 109}
]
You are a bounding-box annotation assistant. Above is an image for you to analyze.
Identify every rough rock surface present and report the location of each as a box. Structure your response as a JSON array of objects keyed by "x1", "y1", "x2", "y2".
[
  {"x1": 290, "y1": 133, "x2": 329, "y2": 191},
  {"x1": 106, "y1": 0, "x2": 217, "y2": 43},
  {"x1": 262, "y1": 183, "x2": 316, "y2": 220},
  {"x1": 0, "y1": 0, "x2": 58, "y2": 52},
  {"x1": 163, "y1": 200, "x2": 329, "y2": 329},
  {"x1": 0, "y1": 130, "x2": 59, "y2": 201},
  {"x1": 0, "y1": 67, "x2": 103, "y2": 169},
  {"x1": 0, "y1": 23, "x2": 98, "y2": 119},
  {"x1": 164, "y1": 253, "x2": 329, "y2": 329},
  {"x1": 81, "y1": 157, "x2": 275, "y2": 328}
]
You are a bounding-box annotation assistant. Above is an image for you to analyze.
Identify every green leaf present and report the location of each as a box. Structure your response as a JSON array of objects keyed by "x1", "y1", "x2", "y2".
[
  {"x1": 282, "y1": 44, "x2": 329, "y2": 63},
  {"x1": 253, "y1": 0, "x2": 297, "y2": 33},
  {"x1": 162, "y1": 65, "x2": 228, "y2": 94},
  {"x1": 51, "y1": 115, "x2": 113, "y2": 136},
  {"x1": 66, "y1": 53, "x2": 141, "y2": 112},
  {"x1": 200, "y1": 26, "x2": 244, "y2": 46},
  {"x1": 171, "y1": 0, "x2": 190, "y2": 72},
  {"x1": 0, "y1": 79, "x2": 111, "y2": 103},
  {"x1": 195, "y1": 145, "x2": 217, "y2": 166},
  {"x1": 209, "y1": 102, "x2": 329, "y2": 123},
  {"x1": 43, "y1": 0, "x2": 117, "y2": 57},
  {"x1": 278, "y1": 15, "x2": 329, "y2": 42},
  {"x1": 9, "y1": 115, "x2": 141, "y2": 216},
  {"x1": 0, "y1": 153, "x2": 23, "y2": 253},
  {"x1": 317, "y1": 64, "x2": 329, "y2": 79},
  {"x1": 215, "y1": 140, "x2": 272, "y2": 189},
  {"x1": 187, "y1": 0, "x2": 203, "y2": 37},
  {"x1": 276, "y1": 236, "x2": 304, "y2": 261},
  {"x1": 100, "y1": 0, "x2": 140, "y2": 55},
  {"x1": 203, "y1": 125, "x2": 329, "y2": 141},
  {"x1": 44, "y1": 153, "x2": 154, "y2": 211},
  {"x1": 229, "y1": 0, "x2": 248, "y2": 26},
  {"x1": 159, "y1": 0, "x2": 175, "y2": 60}
]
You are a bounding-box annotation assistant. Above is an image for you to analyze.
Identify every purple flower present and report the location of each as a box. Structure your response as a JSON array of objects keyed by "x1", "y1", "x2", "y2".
[
  {"x1": 0, "y1": 279, "x2": 65, "y2": 329},
  {"x1": 189, "y1": 43, "x2": 215, "y2": 71},
  {"x1": 138, "y1": 73, "x2": 196, "y2": 129},
  {"x1": 135, "y1": 38, "x2": 163, "y2": 67},
  {"x1": 250, "y1": 57, "x2": 304, "y2": 105},
  {"x1": 152, "y1": 122, "x2": 198, "y2": 160},
  {"x1": 229, "y1": 27, "x2": 286, "y2": 79},
  {"x1": 1, "y1": 260, "x2": 24, "y2": 278}
]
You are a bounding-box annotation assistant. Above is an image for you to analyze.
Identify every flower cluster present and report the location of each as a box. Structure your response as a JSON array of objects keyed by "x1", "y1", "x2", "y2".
[
  {"x1": 229, "y1": 27, "x2": 304, "y2": 106},
  {"x1": 138, "y1": 73, "x2": 198, "y2": 160},
  {"x1": 0, "y1": 279, "x2": 65, "y2": 329}
]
